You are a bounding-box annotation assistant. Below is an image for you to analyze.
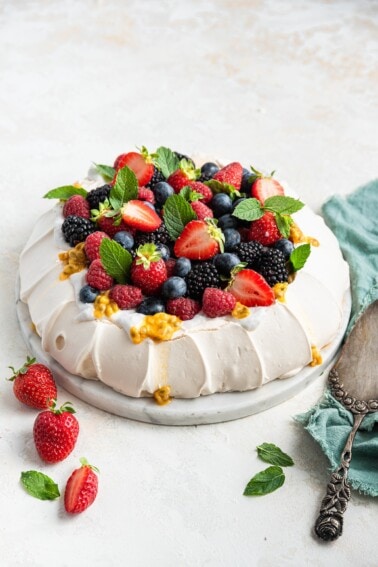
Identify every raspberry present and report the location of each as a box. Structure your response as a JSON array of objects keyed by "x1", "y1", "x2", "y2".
[
  {"x1": 98, "y1": 216, "x2": 131, "y2": 238},
  {"x1": 63, "y1": 195, "x2": 90, "y2": 219},
  {"x1": 202, "y1": 287, "x2": 236, "y2": 318},
  {"x1": 137, "y1": 187, "x2": 155, "y2": 204},
  {"x1": 188, "y1": 181, "x2": 213, "y2": 204},
  {"x1": 166, "y1": 298, "x2": 201, "y2": 321},
  {"x1": 190, "y1": 200, "x2": 213, "y2": 220},
  {"x1": 86, "y1": 259, "x2": 114, "y2": 290},
  {"x1": 109, "y1": 284, "x2": 142, "y2": 309},
  {"x1": 62, "y1": 216, "x2": 96, "y2": 247},
  {"x1": 86, "y1": 184, "x2": 111, "y2": 210},
  {"x1": 186, "y1": 261, "x2": 221, "y2": 300},
  {"x1": 256, "y1": 248, "x2": 289, "y2": 287},
  {"x1": 165, "y1": 258, "x2": 176, "y2": 278},
  {"x1": 84, "y1": 231, "x2": 109, "y2": 262},
  {"x1": 248, "y1": 212, "x2": 281, "y2": 246}
]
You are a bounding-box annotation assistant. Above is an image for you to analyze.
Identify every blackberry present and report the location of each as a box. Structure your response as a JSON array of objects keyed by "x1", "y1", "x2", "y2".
[
  {"x1": 186, "y1": 262, "x2": 221, "y2": 300},
  {"x1": 146, "y1": 166, "x2": 166, "y2": 188},
  {"x1": 174, "y1": 152, "x2": 195, "y2": 168},
  {"x1": 234, "y1": 241, "x2": 263, "y2": 269},
  {"x1": 134, "y1": 223, "x2": 172, "y2": 247},
  {"x1": 256, "y1": 248, "x2": 288, "y2": 287},
  {"x1": 62, "y1": 215, "x2": 96, "y2": 246},
  {"x1": 86, "y1": 184, "x2": 111, "y2": 210}
]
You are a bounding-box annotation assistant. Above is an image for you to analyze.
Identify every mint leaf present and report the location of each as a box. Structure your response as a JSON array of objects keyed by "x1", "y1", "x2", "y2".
[
  {"x1": 100, "y1": 239, "x2": 132, "y2": 284},
  {"x1": 179, "y1": 186, "x2": 203, "y2": 202},
  {"x1": 109, "y1": 166, "x2": 138, "y2": 210},
  {"x1": 43, "y1": 185, "x2": 87, "y2": 200},
  {"x1": 290, "y1": 243, "x2": 311, "y2": 272},
  {"x1": 264, "y1": 196, "x2": 304, "y2": 215},
  {"x1": 275, "y1": 213, "x2": 293, "y2": 238},
  {"x1": 94, "y1": 163, "x2": 115, "y2": 181},
  {"x1": 21, "y1": 471, "x2": 60, "y2": 500},
  {"x1": 155, "y1": 146, "x2": 180, "y2": 178},
  {"x1": 163, "y1": 194, "x2": 196, "y2": 239},
  {"x1": 232, "y1": 198, "x2": 264, "y2": 221},
  {"x1": 243, "y1": 466, "x2": 285, "y2": 496},
  {"x1": 205, "y1": 179, "x2": 240, "y2": 198},
  {"x1": 257, "y1": 443, "x2": 294, "y2": 467}
]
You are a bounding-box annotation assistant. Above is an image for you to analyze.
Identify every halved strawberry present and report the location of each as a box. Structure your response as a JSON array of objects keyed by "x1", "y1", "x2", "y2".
[
  {"x1": 64, "y1": 458, "x2": 99, "y2": 514},
  {"x1": 213, "y1": 162, "x2": 243, "y2": 190},
  {"x1": 113, "y1": 148, "x2": 154, "y2": 186},
  {"x1": 251, "y1": 177, "x2": 285, "y2": 204},
  {"x1": 121, "y1": 200, "x2": 162, "y2": 232},
  {"x1": 173, "y1": 220, "x2": 224, "y2": 260},
  {"x1": 228, "y1": 268, "x2": 275, "y2": 307}
]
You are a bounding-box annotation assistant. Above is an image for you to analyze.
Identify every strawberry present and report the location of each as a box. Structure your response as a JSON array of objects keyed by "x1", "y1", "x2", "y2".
[
  {"x1": 33, "y1": 401, "x2": 79, "y2": 463},
  {"x1": 251, "y1": 177, "x2": 285, "y2": 204},
  {"x1": 86, "y1": 259, "x2": 114, "y2": 290},
  {"x1": 98, "y1": 216, "x2": 131, "y2": 238},
  {"x1": 166, "y1": 297, "x2": 201, "y2": 321},
  {"x1": 188, "y1": 181, "x2": 213, "y2": 203},
  {"x1": 202, "y1": 287, "x2": 236, "y2": 318},
  {"x1": 190, "y1": 200, "x2": 214, "y2": 220},
  {"x1": 227, "y1": 268, "x2": 275, "y2": 307},
  {"x1": 173, "y1": 220, "x2": 224, "y2": 261},
  {"x1": 213, "y1": 162, "x2": 243, "y2": 190},
  {"x1": 64, "y1": 458, "x2": 99, "y2": 514},
  {"x1": 167, "y1": 160, "x2": 199, "y2": 192},
  {"x1": 248, "y1": 212, "x2": 281, "y2": 246},
  {"x1": 84, "y1": 231, "x2": 109, "y2": 262},
  {"x1": 7, "y1": 356, "x2": 57, "y2": 409},
  {"x1": 137, "y1": 187, "x2": 155, "y2": 204},
  {"x1": 109, "y1": 284, "x2": 142, "y2": 309},
  {"x1": 113, "y1": 147, "x2": 154, "y2": 186},
  {"x1": 131, "y1": 243, "x2": 168, "y2": 295},
  {"x1": 121, "y1": 200, "x2": 162, "y2": 232},
  {"x1": 63, "y1": 195, "x2": 90, "y2": 219}
]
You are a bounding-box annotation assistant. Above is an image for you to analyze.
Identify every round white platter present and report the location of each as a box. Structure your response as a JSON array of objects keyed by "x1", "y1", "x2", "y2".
[{"x1": 16, "y1": 280, "x2": 351, "y2": 426}]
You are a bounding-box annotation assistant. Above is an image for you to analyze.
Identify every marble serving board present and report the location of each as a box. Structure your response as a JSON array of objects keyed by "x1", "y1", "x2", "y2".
[{"x1": 16, "y1": 278, "x2": 351, "y2": 426}]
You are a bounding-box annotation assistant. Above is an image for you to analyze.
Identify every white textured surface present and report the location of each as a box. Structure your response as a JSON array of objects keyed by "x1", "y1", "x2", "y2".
[{"x1": 1, "y1": 1, "x2": 377, "y2": 566}]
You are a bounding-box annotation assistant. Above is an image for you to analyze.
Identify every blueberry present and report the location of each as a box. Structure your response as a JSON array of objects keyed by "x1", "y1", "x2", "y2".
[
  {"x1": 173, "y1": 257, "x2": 192, "y2": 277},
  {"x1": 161, "y1": 276, "x2": 187, "y2": 299},
  {"x1": 273, "y1": 239, "x2": 295, "y2": 260},
  {"x1": 113, "y1": 231, "x2": 134, "y2": 251},
  {"x1": 156, "y1": 243, "x2": 170, "y2": 261},
  {"x1": 136, "y1": 297, "x2": 166, "y2": 315},
  {"x1": 213, "y1": 253, "x2": 241, "y2": 277},
  {"x1": 223, "y1": 228, "x2": 241, "y2": 251},
  {"x1": 79, "y1": 285, "x2": 99, "y2": 303},
  {"x1": 200, "y1": 162, "x2": 219, "y2": 179},
  {"x1": 218, "y1": 214, "x2": 239, "y2": 230},
  {"x1": 210, "y1": 193, "x2": 233, "y2": 217},
  {"x1": 153, "y1": 181, "x2": 174, "y2": 206},
  {"x1": 241, "y1": 169, "x2": 253, "y2": 193}
]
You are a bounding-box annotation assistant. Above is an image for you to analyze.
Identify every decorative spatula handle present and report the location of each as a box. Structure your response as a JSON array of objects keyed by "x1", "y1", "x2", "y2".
[{"x1": 314, "y1": 412, "x2": 365, "y2": 541}]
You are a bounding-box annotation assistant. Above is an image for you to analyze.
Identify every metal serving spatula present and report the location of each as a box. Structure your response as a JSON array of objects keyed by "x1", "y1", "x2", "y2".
[{"x1": 314, "y1": 300, "x2": 378, "y2": 542}]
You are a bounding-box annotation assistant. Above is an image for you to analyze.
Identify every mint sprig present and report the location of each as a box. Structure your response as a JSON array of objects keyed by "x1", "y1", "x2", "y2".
[
  {"x1": 243, "y1": 466, "x2": 285, "y2": 496},
  {"x1": 100, "y1": 239, "x2": 132, "y2": 284},
  {"x1": 109, "y1": 166, "x2": 138, "y2": 211},
  {"x1": 179, "y1": 186, "x2": 203, "y2": 202},
  {"x1": 43, "y1": 185, "x2": 88, "y2": 200},
  {"x1": 205, "y1": 179, "x2": 240, "y2": 199},
  {"x1": 290, "y1": 244, "x2": 311, "y2": 272},
  {"x1": 256, "y1": 443, "x2": 294, "y2": 467},
  {"x1": 93, "y1": 163, "x2": 116, "y2": 181},
  {"x1": 154, "y1": 146, "x2": 180, "y2": 178},
  {"x1": 21, "y1": 471, "x2": 60, "y2": 500},
  {"x1": 163, "y1": 194, "x2": 197, "y2": 240},
  {"x1": 230, "y1": 198, "x2": 263, "y2": 221}
]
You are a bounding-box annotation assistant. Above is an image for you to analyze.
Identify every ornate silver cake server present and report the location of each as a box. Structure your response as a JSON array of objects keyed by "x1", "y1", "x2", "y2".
[{"x1": 314, "y1": 300, "x2": 378, "y2": 542}]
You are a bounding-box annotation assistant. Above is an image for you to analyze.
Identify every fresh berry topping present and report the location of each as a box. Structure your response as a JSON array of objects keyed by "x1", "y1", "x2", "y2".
[
  {"x1": 213, "y1": 252, "x2": 241, "y2": 277},
  {"x1": 173, "y1": 220, "x2": 224, "y2": 261},
  {"x1": 248, "y1": 212, "x2": 281, "y2": 246},
  {"x1": 113, "y1": 230, "x2": 134, "y2": 251},
  {"x1": 161, "y1": 276, "x2": 187, "y2": 299},
  {"x1": 63, "y1": 195, "x2": 90, "y2": 219},
  {"x1": 153, "y1": 181, "x2": 174, "y2": 206},
  {"x1": 256, "y1": 248, "x2": 289, "y2": 287},
  {"x1": 109, "y1": 284, "x2": 143, "y2": 309},
  {"x1": 202, "y1": 287, "x2": 236, "y2": 318},
  {"x1": 84, "y1": 231, "x2": 109, "y2": 262},
  {"x1": 213, "y1": 162, "x2": 243, "y2": 190},
  {"x1": 166, "y1": 297, "x2": 201, "y2": 321},
  {"x1": 199, "y1": 162, "x2": 219, "y2": 182},
  {"x1": 113, "y1": 149, "x2": 154, "y2": 186},
  {"x1": 7, "y1": 357, "x2": 57, "y2": 410},
  {"x1": 137, "y1": 187, "x2": 155, "y2": 204},
  {"x1": 174, "y1": 152, "x2": 195, "y2": 167},
  {"x1": 218, "y1": 214, "x2": 238, "y2": 231},
  {"x1": 241, "y1": 168, "x2": 253, "y2": 193},
  {"x1": 156, "y1": 243, "x2": 170, "y2": 260},
  {"x1": 136, "y1": 297, "x2": 166, "y2": 315},
  {"x1": 223, "y1": 228, "x2": 241, "y2": 251},
  {"x1": 131, "y1": 243, "x2": 167, "y2": 295},
  {"x1": 146, "y1": 166, "x2": 166, "y2": 188},
  {"x1": 188, "y1": 181, "x2": 213, "y2": 203},
  {"x1": 233, "y1": 241, "x2": 263, "y2": 268},
  {"x1": 186, "y1": 261, "x2": 221, "y2": 300},
  {"x1": 210, "y1": 193, "x2": 233, "y2": 217},
  {"x1": 251, "y1": 177, "x2": 285, "y2": 204},
  {"x1": 165, "y1": 257, "x2": 177, "y2": 277},
  {"x1": 228, "y1": 268, "x2": 275, "y2": 307},
  {"x1": 134, "y1": 223, "x2": 172, "y2": 247},
  {"x1": 33, "y1": 401, "x2": 79, "y2": 463},
  {"x1": 79, "y1": 285, "x2": 99, "y2": 303},
  {"x1": 190, "y1": 200, "x2": 214, "y2": 221},
  {"x1": 273, "y1": 238, "x2": 294, "y2": 260},
  {"x1": 86, "y1": 259, "x2": 114, "y2": 290},
  {"x1": 121, "y1": 199, "x2": 162, "y2": 232},
  {"x1": 167, "y1": 160, "x2": 199, "y2": 192},
  {"x1": 97, "y1": 216, "x2": 131, "y2": 238},
  {"x1": 62, "y1": 216, "x2": 96, "y2": 247},
  {"x1": 64, "y1": 458, "x2": 99, "y2": 514},
  {"x1": 173, "y1": 257, "x2": 191, "y2": 277},
  {"x1": 86, "y1": 184, "x2": 112, "y2": 210}
]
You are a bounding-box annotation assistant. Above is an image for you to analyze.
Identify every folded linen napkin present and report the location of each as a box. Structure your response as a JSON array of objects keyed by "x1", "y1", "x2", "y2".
[{"x1": 296, "y1": 180, "x2": 378, "y2": 496}]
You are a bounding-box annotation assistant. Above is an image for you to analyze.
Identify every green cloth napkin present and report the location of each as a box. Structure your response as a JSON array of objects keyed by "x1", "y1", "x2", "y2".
[{"x1": 296, "y1": 180, "x2": 378, "y2": 496}]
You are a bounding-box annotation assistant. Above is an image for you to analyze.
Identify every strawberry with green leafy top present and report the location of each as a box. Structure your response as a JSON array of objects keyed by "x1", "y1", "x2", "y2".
[
  {"x1": 33, "y1": 401, "x2": 79, "y2": 463},
  {"x1": 168, "y1": 159, "x2": 199, "y2": 192},
  {"x1": 248, "y1": 212, "x2": 281, "y2": 246},
  {"x1": 131, "y1": 243, "x2": 168, "y2": 295},
  {"x1": 64, "y1": 458, "x2": 99, "y2": 514},
  {"x1": 249, "y1": 166, "x2": 285, "y2": 204},
  {"x1": 113, "y1": 146, "x2": 155, "y2": 186},
  {"x1": 173, "y1": 219, "x2": 224, "y2": 261},
  {"x1": 227, "y1": 267, "x2": 275, "y2": 307},
  {"x1": 7, "y1": 356, "x2": 57, "y2": 409},
  {"x1": 213, "y1": 162, "x2": 243, "y2": 190}
]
